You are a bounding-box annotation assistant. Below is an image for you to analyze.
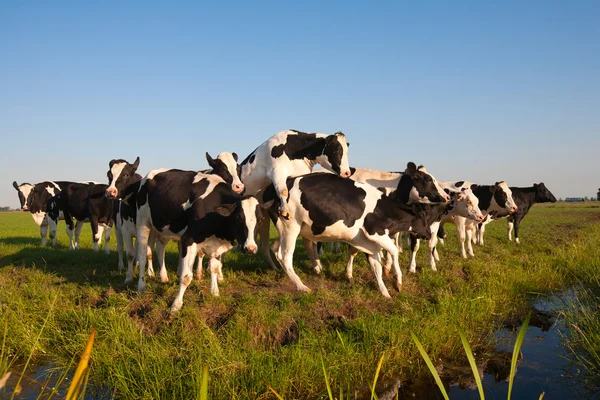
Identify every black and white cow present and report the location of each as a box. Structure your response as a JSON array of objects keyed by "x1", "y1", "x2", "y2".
[
  {"x1": 407, "y1": 187, "x2": 485, "y2": 273},
  {"x1": 12, "y1": 180, "x2": 86, "y2": 246},
  {"x1": 239, "y1": 129, "x2": 352, "y2": 270},
  {"x1": 261, "y1": 162, "x2": 448, "y2": 298},
  {"x1": 134, "y1": 160, "x2": 245, "y2": 292},
  {"x1": 307, "y1": 166, "x2": 451, "y2": 276},
  {"x1": 441, "y1": 181, "x2": 518, "y2": 257},
  {"x1": 171, "y1": 195, "x2": 265, "y2": 312},
  {"x1": 105, "y1": 153, "x2": 243, "y2": 283},
  {"x1": 475, "y1": 182, "x2": 557, "y2": 244},
  {"x1": 46, "y1": 182, "x2": 114, "y2": 252}
]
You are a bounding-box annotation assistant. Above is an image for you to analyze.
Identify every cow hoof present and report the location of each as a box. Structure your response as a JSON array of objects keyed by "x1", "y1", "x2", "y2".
[
  {"x1": 409, "y1": 267, "x2": 416, "y2": 274},
  {"x1": 137, "y1": 281, "x2": 146, "y2": 292},
  {"x1": 516, "y1": 238, "x2": 520, "y2": 244},
  {"x1": 395, "y1": 283, "x2": 403, "y2": 292},
  {"x1": 298, "y1": 285, "x2": 312, "y2": 293},
  {"x1": 160, "y1": 276, "x2": 169, "y2": 284},
  {"x1": 384, "y1": 268, "x2": 391, "y2": 277}
]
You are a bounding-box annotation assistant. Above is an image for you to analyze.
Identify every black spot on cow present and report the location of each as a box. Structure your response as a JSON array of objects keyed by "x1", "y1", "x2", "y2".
[
  {"x1": 240, "y1": 146, "x2": 259, "y2": 167},
  {"x1": 493, "y1": 182, "x2": 509, "y2": 209},
  {"x1": 269, "y1": 132, "x2": 324, "y2": 161},
  {"x1": 455, "y1": 181, "x2": 465, "y2": 188},
  {"x1": 295, "y1": 174, "x2": 366, "y2": 235},
  {"x1": 470, "y1": 185, "x2": 493, "y2": 211},
  {"x1": 322, "y1": 133, "x2": 346, "y2": 175}
]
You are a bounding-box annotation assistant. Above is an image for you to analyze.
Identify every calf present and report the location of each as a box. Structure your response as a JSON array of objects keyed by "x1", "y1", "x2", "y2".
[
  {"x1": 407, "y1": 187, "x2": 485, "y2": 273},
  {"x1": 134, "y1": 164, "x2": 245, "y2": 292},
  {"x1": 46, "y1": 183, "x2": 113, "y2": 252},
  {"x1": 171, "y1": 195, "x2": 264, "y2": 312},
  {"x1": 262, "y1": 162, "x2": 446, "y2": 298},
  {"x1": 476, "y1": 182, "x2": 557, "y2": 244},
  {"x1": 12, "y1": 180, "x2": 76, "y2": 245},
  {"x1": 441, "y1": 181, "x2": 518, "y2": 257}
]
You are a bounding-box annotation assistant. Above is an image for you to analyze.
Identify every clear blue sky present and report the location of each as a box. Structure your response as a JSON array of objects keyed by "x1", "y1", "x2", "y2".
[{"x1": 1, "y1": 1, "x2": 599, "y2": 208}]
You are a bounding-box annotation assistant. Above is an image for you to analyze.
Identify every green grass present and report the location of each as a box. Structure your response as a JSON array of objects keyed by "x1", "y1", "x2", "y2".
[{"x1": 1, "y1": 204, "x2": 600, "y2": 399}]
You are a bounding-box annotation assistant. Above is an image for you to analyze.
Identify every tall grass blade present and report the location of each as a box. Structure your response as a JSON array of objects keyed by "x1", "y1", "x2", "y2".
[
  {"x1": 411, "y1": 332, "x2": 449, "y2": 400},
  {"x1": 320, "y1": 352, "x2": 334, "y2": 400},
  {"x1": 370, "y1": 352, "x2": 385, "y2": 400},
  {"x1": 507, "y1": 312, "x2": 530, "y2": 400},
  {"x1": 11, "y1": 294, "x2": 58, "y2": 400},
  {"x1": 262, "y1": 378, "x2": 284, "y2": 400},
  {"x1": 200, "y1": 366, "x2": 208, "y2": 400},
  {"x1": 457, "y1": 325, "x2": 485, "y2": 400},
  {"x1": 65, "y1": 327, "x2": 96, "y2": 400},
  {"x1": 77, "y1": 368, "x2": 91, "y2": 400},
  {"x1": 538, "y1": 392, "x2": 545, "y2": 400}
]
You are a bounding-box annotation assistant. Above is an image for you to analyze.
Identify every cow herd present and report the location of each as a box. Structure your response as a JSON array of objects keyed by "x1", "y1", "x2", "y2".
[{"x1": 11, "y1": 129, "x2": 558, "y2": 312}]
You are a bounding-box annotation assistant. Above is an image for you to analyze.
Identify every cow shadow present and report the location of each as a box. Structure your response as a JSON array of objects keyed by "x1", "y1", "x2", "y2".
[{"x1": 0, "y1": 236, "x2": 43, "y2": 246}]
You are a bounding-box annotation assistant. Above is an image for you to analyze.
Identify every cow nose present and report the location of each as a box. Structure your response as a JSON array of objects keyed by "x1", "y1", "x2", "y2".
[
  {"x1": 244, "y1": 244, "x2": 258, "y2": 254},
  {"x1": 233, "y1": 183, "x2": 245, "y2": 193},
  {"x1": 445, "y1": 194, "x2": 451, "y2": 202},
  {"x1": 511, "y1": 206, "x2": 518, "y2": 212},
  {"x1": 341, "y1": 170, "x2": 351, "y2": 178},
  {"x1": 106, "y1": 188, "x2": 118, "y2": 198},
  {"x1": 22, "y1": 206, "x2": 28, "y2": 211}
]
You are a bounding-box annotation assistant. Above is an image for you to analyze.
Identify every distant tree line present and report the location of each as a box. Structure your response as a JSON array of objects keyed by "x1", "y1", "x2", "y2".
[{"x1": 0, "y1": 206, "x2": 17, "y2": 212}]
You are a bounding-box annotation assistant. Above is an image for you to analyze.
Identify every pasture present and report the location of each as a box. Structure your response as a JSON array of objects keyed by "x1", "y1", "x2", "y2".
[{"x1": 1, "y1": 203, "x2": 600, "y2": 399}]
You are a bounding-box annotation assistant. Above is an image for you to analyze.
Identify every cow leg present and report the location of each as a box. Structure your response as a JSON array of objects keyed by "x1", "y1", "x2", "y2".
[
  {"x1": 170, "y1": 242, "x2": 197, "y2": 313},
  {"x1": 366, "y1": 252, "x2": 391, "y2": 298},
  {"x1": 41, "y1": 218, "x2": 50, "y2": 247},
  {"x1": 507, "y1": 216, "x2": 514, "y2": 241},
  {"x1": 303, "y1": 238, "x2": 323, "y2": 274},
  {"x1": 268, "y1": 168, "x2": 292, "y2": 219},
  {"x1": 115, "y1": 224, "x2": 125, "y2": 272},
  {"x1": 155, "y1": 238, "x2": 169, "y2": 283},
  {"x1": 74, "y1": 220, "x2": 84, "y2": 250},
  {"x1": 465, "y1": 224, "x2": 475, "y2": 257},
  {"x1": 513, "y1": 216, "x2": 522, "y2": 244},
  {"x1": 124, "y1": 231, "x2": 136, "y2": 282},
  {"x1": 394, "y1": 232, "x2": 402, "y2": 253},
  {"x1": 428, "y1": 222, "x2": 440, "y2": 271},
  {"x1": 384, "y1": 251, "x2": 394, "y2": 275},
  {"x1": 102, "y1": 224, "x2": 111, "y2": 254},
  {"x1": 92, "y1": 219, "x2": 102, "y2": 252},
  {"x1": 209, "y1": 257, "x2": 222, "y2": 297},
  {"x1": 345, "y1": 246, "x2": 359, "y2": 280},
  {"x1": 477, "y1": 222, "x2": 486, "y2": 246},
  {"x1": 64, "y1": 215, "x2": 76, "y2": 250},
  {"x1": 277, "y1": 224, "x2": 311, "y2": 292},
  {"x1": 258, "y1": 216, "x2": 280, "y2": 270},
  {"x1": 408, "y1": 235, "x2": 420, "y2": 273},
  {"x1": 195, "y1": 249, "x2": 205, "y2": 282},
  {"x1": 453, "y1": 217, "x2": 467, "y2": 258},
  {"x1": 135, "y1": 225, "x2": 152, "y2": 291}
]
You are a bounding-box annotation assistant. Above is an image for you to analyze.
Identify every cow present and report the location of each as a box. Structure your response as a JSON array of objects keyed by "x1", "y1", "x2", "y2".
[
  {"x1": 406, "y1": 187, "x2": 485, "y2": 273},
  {"x1": 133, "y1": 156, "x2": 245, "y2": 293},
  {"x1": 12, "y1": 180, "x2": 91, "y2": 246},
  {"x1": 475, "y1": 182, "x2": 557, "y2": 244},
  {"x1": 105, "y1": 153, "x2": 242, "y2": 284},
  {"x1": 46, "y1": 183, "x2": 114, "y2": 253},
  {"x1": 261, "y1": 162, "x2": 448, "y2": 298},
  {"x1": 171, "y1": 195, "x2": 265, "y2": 312},
  {"x1": 239, "y1": 129, "x2": 352, "y2": 270},
  {"x1": 440, "y1": 181, "x2": 518, "y2": 258}
]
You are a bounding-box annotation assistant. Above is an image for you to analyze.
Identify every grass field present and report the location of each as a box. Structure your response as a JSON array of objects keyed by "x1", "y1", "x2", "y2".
[{"x1": 1, "y1": 203, "x2": 600, "y2": 399}]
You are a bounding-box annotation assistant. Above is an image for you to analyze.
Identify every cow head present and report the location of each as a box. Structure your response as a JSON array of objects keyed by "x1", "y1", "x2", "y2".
[
  {"x1": 106, "y1": 157, "x2": 140, "y2": 198},
  {"x1": 319, "y1": 132, "x2": 352, "y2": 178},
  {"x1": 207, "y1": 152, "x2": 245, "y2": 194},
  {"x1": 452, "y1": 188, "x2": 485, "y2": 222},
  {"x1": 214, "y1": 195, "x2": 262, "y2": 254},
  {"x1": 534, "y1": 182, "x2": 557, "y2": 203},
  {"x1": 13, "y1": 181, "x2": 33, "y2": 211},
  {"x1": 396, "y1": 162, "x2": 450, "y2": 204},
  {"x1": 409, "y1": 203, "x2": 433, "y2": 240},
  {"x1": 491, "y1": 181, "x2": 518, "y2": 213}
]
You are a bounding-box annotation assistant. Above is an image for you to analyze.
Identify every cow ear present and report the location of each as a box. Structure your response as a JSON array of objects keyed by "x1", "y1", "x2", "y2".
[
  {"x1": 349, "y1": 167, "x2": 356, "y2": 176},
  {"x1": 406, "y1": 162, "x2": 417, "y2": 175},
  {"x1": 132, "y1": 157, "x2": 140, "y2": 170},
  {"x1": 262, "y1": 199, "x2": 275, "y2": 209},
  {"x1": 232, "y1": 152, "x2": 239, "y2": 162},
  {"x1": 206, "y1": 152, "x2": 216, "y2": 168},
  {"x1": 13, "y1": 181, "x2": 19, "y2": 190},
  {"x1": 214, "y1": 203, "x2": 236, "y2": 217},
  {"x1": 109, "y1": 159, "x2": 117, "y2": 168},
  {"x1": 346, "y1": 142, "x2": 350, "y2": 147}
]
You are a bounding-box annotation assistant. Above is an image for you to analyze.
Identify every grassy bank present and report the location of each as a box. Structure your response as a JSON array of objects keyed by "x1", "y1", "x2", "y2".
[{"x1": 1, "y1": 203, "x2": 599, "y2": 399}]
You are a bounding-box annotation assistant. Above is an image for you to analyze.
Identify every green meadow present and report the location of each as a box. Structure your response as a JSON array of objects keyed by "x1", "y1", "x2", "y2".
[{"x1": 1, "y1": 203, "x2": 600, "y2": 399}]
